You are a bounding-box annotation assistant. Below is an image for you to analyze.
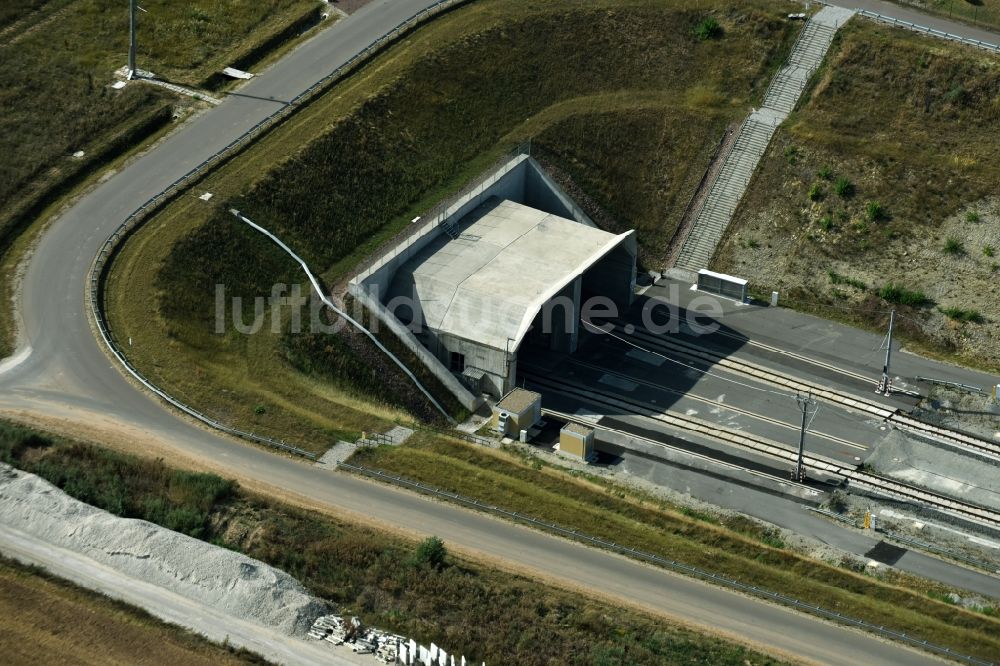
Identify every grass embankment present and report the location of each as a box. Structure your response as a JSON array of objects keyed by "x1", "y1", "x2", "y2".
[
  {"x1": 0, "y1": 556, "x2": 266, "y2": 666},
  {"x1": 348, "y1": 433, "x2": 1000, "y2": 661},
  {"x1": 0, "y1": 0, "x2": 321, "y2": 358},
  {"x1": 716, "y1": 21, "x2": 1000, "y2": 372},
  {"x1": 107, "y1": 0, "x2": 796, "y2": 452},
  {"x1": 886, "y1": 0, "x2": 1000, "y2": 33},
  {"x1": 0, "y1": 420, "x2": 789, "y2": 666}
]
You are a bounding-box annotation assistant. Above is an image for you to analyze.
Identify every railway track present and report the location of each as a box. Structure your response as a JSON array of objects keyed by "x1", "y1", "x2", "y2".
[
  {"x1": 522, "y1": 369, "x2": 1000, "y2": 531},
  {"x1": 561, "y1": 357, "x2": 867, "y2": 452},
  {"x1": 611, "y1": 323, "x2": 1000, "y2": 462}
]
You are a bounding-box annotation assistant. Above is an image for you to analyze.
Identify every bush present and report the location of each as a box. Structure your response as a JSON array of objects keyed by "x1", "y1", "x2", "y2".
[
  {"x1": 411, "y1": 536, "x2": 448, "y2": 570},
  {"x1": 743, "y1": 237, "x2": 759, "y2": 249},
  {"x1": 833, "y1": 177, "x2": 854, "y2": 198},
  {"x1": 808, "y1": 183, "x2": 824, "y2": 201},
  {"x1": 817, "y1": 165, "x2": 833, "y2": 180},
  {"x1": 939, "y1": 307, "x2": 984, "y2": 323},
  {"x1": 693, "y1": 17, "x2": 722, "y2": 40},
  {"x1": 865, "y1": 200, "x2": 885, "y2": 222},
  {"x1": 784, "y1": 145, "x2": 799, "y2": 165},
  {"x1": 983, "y1": 245, "x2": 995, "y2": 257},
  {"x1": 878, "y1": 283, "x2": 928, "y2": 307},
  {"x1": 818, "y1": 215, "x2": 833, "y2": 231},
  {"x1": 827, "y1": 270, "x2": 866, "y2": 291},
  {"x1": 943, "y1": 237, "x2": 964, "y2": 255},
  {"x1": 966, "y1": 211, "x2": 980, "y2": 223}
]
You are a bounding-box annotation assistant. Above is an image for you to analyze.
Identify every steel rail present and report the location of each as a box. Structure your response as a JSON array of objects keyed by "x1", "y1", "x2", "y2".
[
  {"x1": 557, "y1": 356, "x2": 866, "y2": 451},
  {"x1": 616, "y1": 324, "x2": 1000, "y2": 461},
  {"x1": 522, "y1": 370, "x2": 1000, "y2": 530}
]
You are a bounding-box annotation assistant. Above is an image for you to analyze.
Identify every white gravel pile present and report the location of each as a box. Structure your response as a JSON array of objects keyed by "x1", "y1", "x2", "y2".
[{"x1": 0, "y1": 463, "x2": 326, "y2": 636}]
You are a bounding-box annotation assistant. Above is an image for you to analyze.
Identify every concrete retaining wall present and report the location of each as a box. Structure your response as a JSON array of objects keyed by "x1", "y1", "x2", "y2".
[
  {"x1": 350, "y1": 286, "x2": 482, "y2": 412},
  {"x1": 349, "y1": 153, "x2": 605, "y2": 408}
]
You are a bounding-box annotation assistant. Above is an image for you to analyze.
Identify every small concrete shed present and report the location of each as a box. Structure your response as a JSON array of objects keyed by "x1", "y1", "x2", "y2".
[
  {"x1": 558, "y1": 422, "x2": 595, "y2": 461},
  {"x1": 492, "y1": 388, "x2": 542, "y2": 438}
]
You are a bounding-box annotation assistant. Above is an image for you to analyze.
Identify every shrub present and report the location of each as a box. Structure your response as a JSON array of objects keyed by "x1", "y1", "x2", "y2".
[
  {"x1": 943, "y1": 85, "x2": 966, "y2": 104},
  {"x1": 808, "y1": 183, "x2": 824, "y2": 201},
  {"x1": 411, "y1": 536, "x2": 447, "y2": 570},
  {"x1": 818, "y1": 215, "x2": 833, "y2": 231},
  {"x1": 966, "y1": 211, "x2": 980, "y2": 223},
  {"x1": 743, "y1": 237, "x2": 759, "y2": 249},
  {"x1": 693, "y1": 17, "x2": 722, "y2": 40},
  {"x1": 865, "y1": 201, "x2": 884, "y2": 222},
  {"x1": 943, "y1": 237, "x2": 964, "y2": 255},
  {"x1": 828, "y1": 270, "x2": 866, "y2": 291},
  {"x1": 817, "y1": 165, "x2": 833, "y2": 180},
  {"x1": 984, "y1": 245, "x2": 996, "y2": 257},
  {"x1": 784, "y1": 145, "x2": 799, "y2": 165},
  {"x1": 253, "y1": 404, "x2": 267, "y2": 415},
  {"x1": 939, "y1": 307, "x2": 984, "y2": 323},
  {"x1": 827, "y1": 490, "x2": 848, "y2": 513},
  {"x1": 878, "y1": 283, "x2": 928, "y2": 307},
  {"x1": 834, "y1": 177, "x2": 854, "y2": 198}
]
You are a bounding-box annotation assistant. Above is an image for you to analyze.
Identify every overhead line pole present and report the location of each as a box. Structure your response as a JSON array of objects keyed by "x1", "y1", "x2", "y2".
[
  {"x1": 128, "y1": 0, "x2": 137, "y2": 78},
  {"x1": 794, "y1": 392, "x2": 814, "y2": 483},
  {"x1": 877, "y1": 309, "x2": 895, "y2": 395}
]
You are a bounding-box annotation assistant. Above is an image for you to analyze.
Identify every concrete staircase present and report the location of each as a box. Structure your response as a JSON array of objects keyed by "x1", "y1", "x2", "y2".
[{"x1": 674, "y1": 7, "x2": 854, "y2": 273}]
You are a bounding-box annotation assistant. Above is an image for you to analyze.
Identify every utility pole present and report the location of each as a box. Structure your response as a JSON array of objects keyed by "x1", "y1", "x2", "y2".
[
  {"x1": 876, "y1": 309, "x2": 895, "y2": 395},
  {"x1": 794, "y1": 392, "x2": 814, "y2": 483},
  {"x1": 128, "y1": 0, "x2": 137, "y2": 78}
]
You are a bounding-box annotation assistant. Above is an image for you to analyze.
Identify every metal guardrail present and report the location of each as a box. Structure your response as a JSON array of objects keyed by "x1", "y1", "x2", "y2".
[
  {"x1": 87, "y1": 0, "x2": 474, "y2": 460},
  {"x1": 856, "y1": 9, "x2": 1000, "y2": 53},
  {"x1": 916, "y1": 376, "x2": 984, "y2": 394},
  {"x1": 431, "y1": 427, "x2": 495, "y2": 448},
  {"x1": 344, "y1": 463, "x2": 994, "y2": 666}
]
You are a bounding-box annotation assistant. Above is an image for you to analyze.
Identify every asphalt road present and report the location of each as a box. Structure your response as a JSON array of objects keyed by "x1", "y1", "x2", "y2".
[
  {"x1": 0, "y1": 524, "x2": 362, "y2": 666},
  {"x1": 1, "y1": 2, "x2": 997, "y2": 664}
]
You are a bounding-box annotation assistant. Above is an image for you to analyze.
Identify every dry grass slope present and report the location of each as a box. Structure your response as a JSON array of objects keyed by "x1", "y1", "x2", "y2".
[
  {"x1": 349, "y1": 433, "x2": 1000, "y2": 662},
  {"x1": 0, "y1": 0, "x2": 320, "y2": 358},
  {"x1": 716, "y1": 21, "x2": 1000, "y2": 370},
  {"x1": 0, "y1": 556, "x2": 265, "y2": 666},
  {"x1": 107, "y1": 0, "x2": 796, "y2": 450},
  {"x1": 0, "y1": 419, "x2": 789, "y2": 666}
]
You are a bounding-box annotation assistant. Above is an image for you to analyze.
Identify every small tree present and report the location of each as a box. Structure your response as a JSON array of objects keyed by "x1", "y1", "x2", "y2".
[{"x1": 411, "y1": 536, "x2": 447, "y2": 570}]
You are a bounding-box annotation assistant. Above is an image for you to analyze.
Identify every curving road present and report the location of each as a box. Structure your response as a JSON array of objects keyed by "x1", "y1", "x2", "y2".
[{"x1": 2, "y1": 2, "x2": 996, "y2": 664}]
